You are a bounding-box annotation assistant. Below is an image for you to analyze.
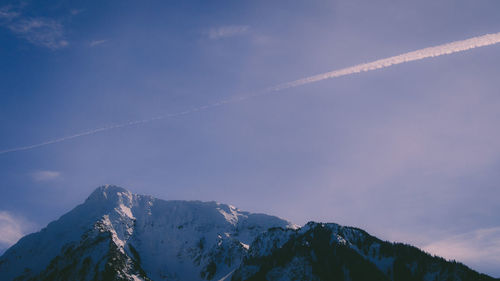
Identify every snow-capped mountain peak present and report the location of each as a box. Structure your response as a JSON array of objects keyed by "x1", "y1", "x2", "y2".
[
  {"x1": 0, "y1": 186, "x2": 496, "y2": 281},
  {"x1": 86, "y1": 185, "x2": 133, "y2": 204},
  {"x1": 0, "y1": 186, "x2": 293, "y2": 281}
]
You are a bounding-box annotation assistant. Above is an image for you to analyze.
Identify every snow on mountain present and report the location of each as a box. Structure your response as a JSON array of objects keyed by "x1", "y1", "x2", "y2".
[
  {"x1": 0, "y1": 186, "x2": 497, "y2": 281},
  {"x1": 233, "y1": 222, "x2": 497, "y2": 281},
  {"x1": 0, "y1": 185, "x2": 294, "y2": 281}
]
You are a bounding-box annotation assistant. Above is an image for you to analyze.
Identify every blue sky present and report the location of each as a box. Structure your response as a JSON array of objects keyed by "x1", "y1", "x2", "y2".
[{"x1": 1, "y1": 0, "x2": 500, "y2": 276}]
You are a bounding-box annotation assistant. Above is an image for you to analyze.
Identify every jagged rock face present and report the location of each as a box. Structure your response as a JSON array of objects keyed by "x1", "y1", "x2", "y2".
[
  {"x1": 0, "y1": 186, "x2": 497, "y2": 281},
  {"x1": 233, "y1": 222, "x2": 497, "y2": 281},
  {"x1": 22, "y1": 227, "x2": 151, "y2": 281},
  {"x1": 0, "y1": 185, "x2": 293, "y2": 281}
]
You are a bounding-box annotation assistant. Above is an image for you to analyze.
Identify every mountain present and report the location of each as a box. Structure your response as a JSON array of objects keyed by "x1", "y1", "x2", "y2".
[
  {"x1": 233, "y1": 223, "x2": 496, "y2": 281},
  {"x1": 0, "y1": 185, "x2": 496, "y2": 281},
  {"x1": 0, "y1": 185, "x2": 294, "y2": 281}
]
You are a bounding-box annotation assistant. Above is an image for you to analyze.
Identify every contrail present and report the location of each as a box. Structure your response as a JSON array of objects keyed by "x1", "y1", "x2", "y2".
[{"x1": 1, "y1": 32, "x2": 500, "y2": 155}]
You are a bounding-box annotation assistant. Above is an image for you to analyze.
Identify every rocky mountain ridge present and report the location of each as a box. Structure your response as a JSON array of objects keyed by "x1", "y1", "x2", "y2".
[{"x1": 0, "y1": 185, "x2": 496, "y2": 281}]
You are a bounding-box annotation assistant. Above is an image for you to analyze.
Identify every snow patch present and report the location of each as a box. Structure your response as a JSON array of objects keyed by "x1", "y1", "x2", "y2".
[
  {"x1": 240, "y1": 242, "x2": 249, "y2": 250},
  {"x1": 217, "y1": 206, "x2": 240, "y2": 225},
  {"x1": 117, "y1": 204, "x2": 134, "y2": 219},
  {"x1": 101, "y1": 215, "x2": 126, "y2": 250}
]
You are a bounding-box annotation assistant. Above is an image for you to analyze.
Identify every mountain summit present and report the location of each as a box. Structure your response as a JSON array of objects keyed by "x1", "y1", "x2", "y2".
[{"x1": 0, "y1": 186, "x2": 496, "y2": 281}]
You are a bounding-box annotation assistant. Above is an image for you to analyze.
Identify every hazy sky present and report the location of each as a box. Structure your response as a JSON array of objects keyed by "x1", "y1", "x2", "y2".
[{"x1": 1, "y1": 0, "x2": 500, "y2": 276}]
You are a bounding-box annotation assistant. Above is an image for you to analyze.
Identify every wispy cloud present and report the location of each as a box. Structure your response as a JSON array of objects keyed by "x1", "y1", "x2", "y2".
[
  {"x1": 89, "y1": 39, "x2": 108, "y2": 47},
  {"x1": 70, "y1": 9, "x2": 84, "y2": 16},
  {"x1": 0, "y1": 6, "x2": 68, "y2": 49},
  {"x1": 31, "y1": 170, "x2": 61, "y2": 182},
  {"x1": 208, "y1": 25, "x2": 249, "y2": 39},
  {"x1": 8, "y1": 18, "x2": 68, "y2": 49},
  {"x1": 423, "y1": 227, "x2": 500, "y2": 275},
  {"x1": 0, "y1": 211, "x2": 32, "y2": 250},
  {"x1": 0, "y1": 6, "x2": 19, "y2": 21}
]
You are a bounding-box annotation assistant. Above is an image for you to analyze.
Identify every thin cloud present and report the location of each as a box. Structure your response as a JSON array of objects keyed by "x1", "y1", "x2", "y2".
[
  {"x1": 89, "y1": 39, "x2": 108, "y2": 47},
  {"x1": 31, "y1": 170, "x2": 61, "y2": 182},
  {"x1": 208, "y1": 25, "x2": 249, "y2": 39},
  {"x1": 0, "y1": 211, "x2": 32, "y2": 249},
  {"x1": 70, "y1": 9, "x2": 84, "y2": 16},
  {"x1": 8, "y1": 18, "x2": 68, "y2": 49},
  {"x1": 0, "y1": 6, "x2": 68, "y2": 49},
  {"x1": 423, "y1": 227, "x2": 500, "y2": 275},
  {"x1": 0, "y1": 6, "x2": 19, "y2": 21}
]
